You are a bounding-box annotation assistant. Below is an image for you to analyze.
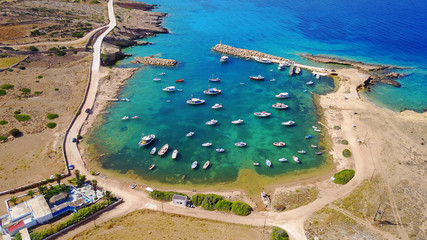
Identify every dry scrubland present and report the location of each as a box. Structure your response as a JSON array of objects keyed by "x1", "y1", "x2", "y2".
[{"x1": 71, "y1": 209, "x2": 271, "y2": 240}]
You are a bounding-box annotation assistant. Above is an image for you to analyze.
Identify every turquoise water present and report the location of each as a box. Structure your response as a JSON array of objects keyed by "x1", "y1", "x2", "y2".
[{"x1": 87, "y1": 0, "x2": 427, "y2": 184}]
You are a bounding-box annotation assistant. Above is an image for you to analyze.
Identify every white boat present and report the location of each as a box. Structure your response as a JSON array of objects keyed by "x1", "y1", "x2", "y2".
[
  {"x1": 209, "y1": 74, "x2": 221, "y2": 82},
  {"x1": 153, "y1": 77, "x2": 161, "y2": 81},
  {"x1": 295, "y1": 67, "x2": 301, "y2": 75},
  {"x1": 138, "y1": 134, "x2": 155, "y2": 147},
  {"x1": 298, "y1": 150, "x2": 306, "y2": 154},
  {"x1": 273, "y1": 142, "x2": 286, "y2": 147},
  {"x1": 203, "y1": 161, "x2": 210, "y2": 169},
  {"x1": 159, "y1": 72, "x2": 166, "y2": 76},
  {"x1": 253, "y1": 162, "x2": 260, "y2": 166},
  {"x1": 232, "y1": 119, "x2": 244, "y2": 124},
  {"x1": 163, "y1": 86, "x2": 176, "y2": 92},
  {"x1": 131, "y1": 116, "x2": 139, "y2": 120},
  {"x1": 254, "y1": 111, "x2": 271, "y2": 117},
  {"x1": 306, "y1": 81, "x2": 314, "y2": 85},
  {"x1": 204, "y1": 88, "x2": 221, "y2": 95},
  {"x1": 186, "y1": 131, "x2": 194, "y2": 137},
  {"x1": 234, "y1": 142, "x2": 246, "y2": 147},
  {"x1": 122, "y1": 116, "x2": 129, "y2": 120},
  {"x1": 253, "y1": 57, "x2": 272, "y2": 64},
  {"x1": 205, "y1": 119, "x2": 218, "y2": 125},
  {"x1": 270, "y1": 78, "x2": 276, "y2": 82},
  {"x1": 272, "y1": 103, "x2": 288, "y2": 109},
  {"x1": 220, "y1": 55, "x2": 229, "y2": 63},
  {"x1": 305, "y1": 135, "x2": 312, "y2": 139},
  {"x1": 158, "y1": 144, "x2": 169, "y2": 156},
  {"x1": 216, "y1": 148, "x2": 225, "y2": 153},
  {"x1": 186, "y1": 98, "x2": 205, "y2": 105},
  {"x1": 212, "y1": 103, "x2": 223, "y2": 109},
  {"x1": 150, "y1": 147, "x2": 156, "y2": 155},
  {"x1": 278, "y1": 62, "x2": 285, "y2": 70},
  {"x1": 282, "y1": 120, "x2": 295, "y2": 126},
  {"x1": 314, "y1": 129, "x2": 321, "y2": 132},
  {"x1": 311, "y1": 145, "x2": 318, "y2": 148},
  {"x1": 275, "y1": 92, "x2": 289, "y2": 99},
  {"x1": 316, "y1": 74, "x2": 320, "y2": 80},
  {"x1": 172, "y1": 149, "x2": 178, "y2": 159},
  {"x1": 278, "y1": 158, "x2": 287, "y2": 162},
  {"x1": 191, "y1": 161, "x2": 198, "y2": 169},
  {"x1": 292, "y1": 155, "x2": 300, "y2": 163},
  {"x1": 315, "y1": 151, "x2": 323, "y2": 155},
  {"x1": 202, "y1": 142, "x2": 212, "y2": 147},
  {"x1": 266, "y1": 159, "x2": 272, "y2": 167},
  {"x1": 249, "y1": 75, "x2": 265, "y2": 80}
]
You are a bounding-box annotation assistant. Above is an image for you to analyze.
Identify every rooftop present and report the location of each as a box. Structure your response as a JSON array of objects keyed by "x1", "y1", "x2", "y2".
[{"x1": 172, "y1": 194, "x2": 187, "y2": 201}]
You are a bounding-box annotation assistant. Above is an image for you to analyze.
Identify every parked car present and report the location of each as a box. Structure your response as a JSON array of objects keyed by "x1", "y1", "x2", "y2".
[
  {"x1": 131, "y1": 184, "x2": 137, "y2": 189},
  {"x1": 146, "y1": 187, "x2": 154, "y2": 192},
  {"x1": 68, "y1": 164, "x2": 74, "y2": 170},
  {"x1": 85, "y1": 108, "x2": 91, "y2": 113},
  {"x1": 72, "y1": 137, "x2": 77, "y2": 143}
]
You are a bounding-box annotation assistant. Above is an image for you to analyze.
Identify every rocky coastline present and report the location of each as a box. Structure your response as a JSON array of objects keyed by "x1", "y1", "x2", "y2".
[{"x1": 132, "y1": 56, "x2": 177, "y2": 66}]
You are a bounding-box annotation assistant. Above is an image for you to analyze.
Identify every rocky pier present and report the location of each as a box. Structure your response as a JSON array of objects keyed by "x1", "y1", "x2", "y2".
[
  {"x1": 212, "y1": 44, "x2": 293, "y2": 64},
  {"x1": 133, "y1": 56, "x2": 177, "y2": 66}
]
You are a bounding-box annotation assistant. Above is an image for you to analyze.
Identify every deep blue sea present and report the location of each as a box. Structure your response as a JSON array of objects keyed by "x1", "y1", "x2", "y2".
[{"x1": 86, "y1": 0, "x2": 427, "y2": 184}]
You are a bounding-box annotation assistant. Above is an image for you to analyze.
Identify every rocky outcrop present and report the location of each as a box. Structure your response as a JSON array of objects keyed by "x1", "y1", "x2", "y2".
[
  {"x1": 386, "y1": 72, "x2": 407, "y2": 78},
  {"x1": 115, "y1": 2, "x2": 157, "y2": 11},
  {"x1": 133, "y1": 56, "x2": 177, "y2": 66},
  {"x1": 212, "y1": 44, "x2": 293, "y2": 63},
  {"x1": 101, "y1": 51, "x2": 131, "y2": 66}
]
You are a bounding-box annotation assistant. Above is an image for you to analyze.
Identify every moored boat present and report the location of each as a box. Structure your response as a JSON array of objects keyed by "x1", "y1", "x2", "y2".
[
  {"x1": 298, "y1": 150, "x2": 306, "y2": 154},
  {"x1": 175, "y1": 79, "x2": 184, "y2": 83},
  {"x1": 212, "y1": 103, "x2": 223, "y2": 109},
  {"x1": 273, "y1": 142, "x2": 286, "y2": 147},
  {"x1": 186, "y1": 131, "x2": 194, "y2": 137},
  {"x1": 306, "y1": 81, "x2": 314, "y2": 85},
  {"x1": 292, "y1": 155, "x2": 300, "y2": 163},
  {"x1": 266, "y1": 159, "x2": 272, "y2": 167},
  {"x1": 163, "y1": 86, "x2": 176, "y2": 92},
  {"x1": 122, "y1": 116, "x2": 129, "y2": 120},
  {"x1": 159, "y1": 72, "x2": 166, "y2": 76},
  {"x1": 305, "y1": 135, "x2": 312, "y2": 139},
  {"x1": 209, "y1": 74, "x2": 220, "y2": 82},
  {"x1": 202, "y1": 142, "x2": 212, "y2": 147},
  {"x1": 138, "y1": 134, "x2": 155, "y2": 147},
  {"x1": 253, "y1": 57, "x2": 272, "y2": 64},
  {"x1": 153, "y1": 77, "x2": 161, "y2": 81},
  {"x1": 253, "y1": 162, "x2": 260, "y2": 166},
  {"x1": 289, "y1": 66, "x2": 295, "y2": 76},
  {"x1": 172, "y1": 149, "x2": 178, "y2": 159},
  {"x1": 234, "y1": 141, "x2": 246, "y2": 147},
  {"x1": 132, "y1": 116, "x2": 139, "y2": 120},
  {"x1": 220, "y1": 55, "x2": 229, "y2": 63},
  {"x1": 295, "y1": 67, "x2": 301, "y2": 75},
  {"x1": 249, "y1": 75, "x2": 265, "y2": 80},
  {"x1": 203, "y1": 160, "x2": 210, "y2": 169},
  {"x1": 191, "y1": 161, "x2": 198, "y2": 169},
  {"x1": 150, "y1": 147, "x2": 156, "y2": 155},
  {"x1": 254, "y1": 111, "x2": 271, "y2": 117},
  {"x1": 311, "y1": 145, "x2": 318, "y2": 148},
  {"x1": 275, "y1": 92, "x2": 289, "y2": 99},
  {"x1": 272, "y1": 103, "x2": 288, "y2": 109},
  {"x1": 203, "y1": 88, "x2": 221, "y2": 95},
  {"x1": 278, "y1": 158, "x2": 287, "y2": 162},
  {"x1": 316, "y1": 74, "x2": 320, "y2": 79},
  {"x1": 216, "y1": 148, "x2": 225, "y2": 153},
  {"x1": 315, "y1": 151, "x2": 323, "y2": 155},
  {"x1": 205, "y1": 119, "x2": 218, "y2": 125},
  {"x1": 282, "y1": 120, "x2": 295, "y2": 126},
  {"x1": 148, "y1": 164, "x2": 155, "y2": 170},
  {"x1": 232, "y1": 119, "x2": 244, "y2": 124},
  {"x1": 158, "y1": 144, "x2": 169, "y2": 156},
  {"x1": 186, "y1": 98, "x2": 205, "y2": 105}
]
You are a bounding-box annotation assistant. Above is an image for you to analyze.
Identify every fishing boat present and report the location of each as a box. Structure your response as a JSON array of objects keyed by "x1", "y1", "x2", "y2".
[
  {"x1": 266, "y1": 159, "x2": 272, "y2": 167},
  {"x1": 278, "y1": 62, "x2": 285, "y2": 70},
  {"x1": 122, "y1": 116, "x2": 129, "y2": 120},
  {"x1": 278, "y1": 158, "x2": 287, "y2": 162},
  {"x1": 234, "y1": 142, "x2": 246, "y2": 147},
  {"x1": 306, "y1": 81, "x2": 314, "y2": 85},
  {"x1": 159, "y1": 72, "x2": 166, "y2": 76},
  {"x1": 232, "y1": 119, "x2": 244, "y2": 124},
  {"x1": 205, "y1": 119, "x2": 218, "y2": 125},
  {"x1": 316, "y1": 74, "x2": 320, "y2": 80},
  {"x1": 138, "y1": 134, "x2": 155, "y2": 147},
  {"x1": 282, "y1": 120, "x2": 295, "y2": 126},
  {"x1": 148, "y1": 164, "x2": 155, "y2": 170},
  {"x1": 275, "y1": 92, "x2": 289, "y2": 99},
  {"x1": 121, "y1": 98, "x2": 130, "y2": 102},
  {"x1": 311, "y1": 145, "x2": 318, "y2": 148},
  {"x1": 150, "y1": 147, "x2": 156, "y2": 155},
  {"x1": 216, "y1": 148, "x2": 225, "y2": 153},
  {"x1": 172, "y1": 149, "x2": 178, "y2": 159},
  {"x1": 315, "y1": 151, "x2": 323, "y2": 155},
  {"x1": 305, "y1": 135, "x2": 312, "y2": 139},
  {"x1": 314, "y1": 129, "x2": 321, "y2": 132},
  {"x1": 292, "y1": 155, "x2": 300, "y2": 163},
  {"x1": 295, "y1": 67, "x2": 301, "y2": 75},
  {"x1": 298, "y1": 150, "x2": 306, "y2": 154},
  {"x1": 191, "y1": 161, "x2": 198, "y2": 169},
  {"x1": 202, "y1": 142, "x2": 212, "y2": 147},
  {"x1": 162, "y1": 86, "x2": 176, "y2": 92},
  {"x1": 270, "y1": 78, "x2": 276, "y2": 82},
  {"x1": 272, "y1": 103, "x2": 288, "y2": 109},
  {"x1": 220, "y1": 55, "x2": 229, "y2": 63},
  {"x1": 253, "y1": 57, "x2": 272, "y2": 64},
  {"x1": 289, "y1": 66, "x2": 295, "y2": 76},
  {"x1": 153, "y1": 77, "x2": 161, "y2": 81},
  {"x1": 209, "y1": 74, "x2": 220, "y2": 82},
  {"x1": 158, "y1": 144, "x2": 169, "y2": 156},
  {"x1": 253, "y1": 162, "x2": 260, "y2": 166},
  {"x1": 175, "y1": 79, "x2": 184, "y2": 83},
  {"x1": 273, "y1": 142, "x2": 286, "y2": 147},
  {"x1": 186, "y1": 98, "x2": 205, "y2": 105},
  {"x1": 203, "y1": 88, "x2": 221, "y2": 95},
  {"x1": 131, "y1": 116, "x2": 139, "y2": 120},
  {"x1": 249, "y1": 75, "x2": 265, "y2": 80},
  {"x1": 212, "y1": 103, "x2": 223, "y2": 109},
  {"x1": 186, "y1": 131, "x2": 194, "y2": 137},
  {"x1": 203, "y1": 160, "x2": 210, "y2": 169},
  {"x1": 254, "y1": 111, "x2": 271, "y2": 117}
]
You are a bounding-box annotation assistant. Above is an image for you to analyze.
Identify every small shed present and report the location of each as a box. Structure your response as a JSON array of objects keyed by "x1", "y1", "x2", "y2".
[{"x1": 172, "y1": 194, "x2": 187, "y2": 206}]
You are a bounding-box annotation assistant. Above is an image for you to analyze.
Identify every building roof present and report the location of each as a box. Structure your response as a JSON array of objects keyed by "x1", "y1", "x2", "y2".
[
  {"x1": 19, "y1": 228, "x2": 31, "y2": 240},
  {"x1": 9, "y1": 203, "x2": 32, "y2": 222},
  {"x1": 172, "y1": 194, "x2": 187, "y2": 201},
  {"x1": 27, "y1": 195, "x2": 52, "y2": 219},
  {"x1": 6, "y1": 220, "x2": 24, "y2": 233},
  {"x1": 49, "y1": 192, "x2": 68, "y2": 204}
]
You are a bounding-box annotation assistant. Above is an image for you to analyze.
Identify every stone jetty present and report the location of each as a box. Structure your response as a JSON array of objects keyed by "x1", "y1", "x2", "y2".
[
  {"x1": 212, "y1": 44, "x2": 294, "y2": 64},
  {"x1": 133, "y1": 56, "x2": 177, "y2": 66}
]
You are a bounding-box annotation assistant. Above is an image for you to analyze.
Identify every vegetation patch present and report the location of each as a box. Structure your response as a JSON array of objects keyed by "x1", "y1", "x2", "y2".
[
  {"x1": 272, "y1": 187, "x2": 319, "y2": 211},
  {"x1": 191, "y1": 194, "x2": 252, "y2": 216},
  {"x1": 47, "y1": 113, "x2": 59, "y2": 119},
  {"x1": 271, "y1": 227, "x2": 289, "y2": 240},
  {"x1": 29, "y1": 46, "x2": 39, "y2": 51},
  {"x1": 43, "y1": 184, "x2": 69, "y2": 201},
  {"x1": 34, "y1": 91, "x2": 43, "y2": 95},
  {"x1": 340, "y1": 139, "x2": 349, "y2": 145},
  {"x1": 333, "y1": 169, "x2": 355, "y2": 184},
  {"x1": 0, "y1": 56, "x2": 27, "y2": 68},
  {"x1": 46, "y1": 122, "x2": 57, "y2": 128},
  {"x1": 20, "y1": 88, "x2": 31, "y2": 93},
  {"x1": 14, "y1": 114, "x2": 31, "y2": 121},
  {"x1": 342, "y1": 149, "x2": 352, "y2": 157},
  {"x1": 1, "y1": 84, "x2": 14, "y2": 89},
  {"x1": 149, "y1": 190, "x2": 189, "y2": 202},
  {"x1": 231, "y1": 201, "x2": 252, "y2": 216},
  {"x1": 0, "y1": 120, "x2": 8, "y2": 125},
  {"x1": 9, "y1": 128, "x2": 22, "y2": 137},
  {"x1": 0, "y1": 89, "x2": 5, "y2": 96},
  {"x1": 0, "y1": 136, "x2": 7, "y2": 141}
]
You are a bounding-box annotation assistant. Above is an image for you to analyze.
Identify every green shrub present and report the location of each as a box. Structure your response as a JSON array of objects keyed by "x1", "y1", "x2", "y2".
[
  {"x1": 55, "y1": 50, "x2": 66, "y2": 56},
  {"x1": 29, "y1": 46, "x2": 39, "y2": 51},
  {"x1": 46, "y1": 122, "x2": 57, "y2": 128},
  {"x1": 13, "y1": 110, "x2": 21, "y2": 114},
  {"x1": 0, "y1": 89, "x2": 5, "y2": 96},
  {"x1": 149, "y1": 190, "x2": 188, "y2": 202},
  {"x1": 72, "y1": 32, "x2": 84, "y2": 38},
  {"x1": 44, "y1": 184, "x2": 69, "y2": 201},
  {"x1": 342, "y1": 149, "x2": 352, "y2": 158},
  {"x1": 201, "y1": 194, "x2": 224, "y2": 211},
  {"x1": 19, "y1": 66, "x2": 26, "y2": 70},
  {"x1": 340, "y1": 139, "x2": 349, "y2": 145},
  {"x1": 215, "y1": 199, "x2": 232, "y2": 211},
  {"x1": 20, "y1": 88, "x2": 31, "y2": 93},
  {"x1": 14, "y1": 114, "x2": 31, "y2": 121},
  {"x1": 37, "y1": 75, "x2": 43, "y2": 79},
  {"x1": 1, "y1": 84, "x2": 14, "y2": 89},
  {"x1": 191, "y1": 194, "x2": 206, "y2": 207},
  {"x1": 34, "y1": 91, "x2": 43, "y2": 95},
  {"x1": 333, "y1": 169, "x2": 355, "y2": 185},
  {"x1": 231, "y1": 201, "x2": 252, "y2": 216},
  {"x1": 47, "y1": 113, "x2": 59, "y2": 119},
  {"x1": 0, "y1": 54, "x2": 7, "y2": 58},
  {"x1": 0, "y1": 136, "x2": 7, "y2": 141},
  {"x1": 271, "y1": 226, "x2": 289, "y2": 240},
  {"x1": 14, "y1": 232, "x2": 22, "y2": 240},
  {"x1": 0, "y1": 120, "x2": 8, "y2": 125},
  {"x1": 9, "y1": 128, "x2": 21, "y2": 137},
  {"x1": 8, "y1": 69, "x2": 13, "y2": 72}
]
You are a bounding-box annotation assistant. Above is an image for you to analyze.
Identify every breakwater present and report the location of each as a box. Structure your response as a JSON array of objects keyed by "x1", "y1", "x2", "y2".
[{"x1": 133, "y1": 56, "x2": 177, "y2": 66}]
